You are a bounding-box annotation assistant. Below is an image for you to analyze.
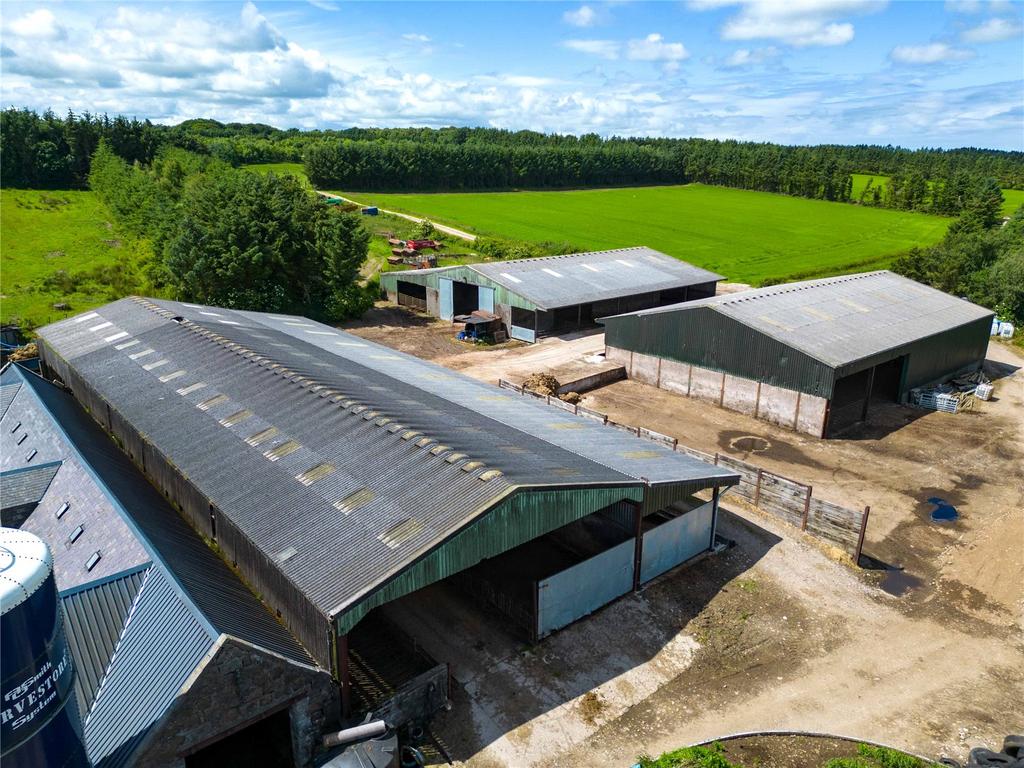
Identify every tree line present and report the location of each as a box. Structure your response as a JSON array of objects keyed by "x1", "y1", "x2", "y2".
[
  {"x1": 88, "y1": 141, "x2": 371, "y2": 321},
  {"x1": 4, "y1": 109, "x2": 1022, "y2": 216},
  {"x1": 892, "y1": 179, "x2": 1024, "y2": 328}
]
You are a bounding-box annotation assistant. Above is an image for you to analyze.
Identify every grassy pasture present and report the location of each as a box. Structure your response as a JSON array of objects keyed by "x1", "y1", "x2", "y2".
[
  {"x1": 1, "y1": 189, "x2": 148, "y2": 328},
  {"x1": 337, "y1": 183, "x2": 951, "y2": 285}
]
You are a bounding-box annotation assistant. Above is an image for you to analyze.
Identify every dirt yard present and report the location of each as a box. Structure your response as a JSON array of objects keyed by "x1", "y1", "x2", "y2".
[{"x1": 342, "y1": 307, "x2": 1023, "y2": 766}]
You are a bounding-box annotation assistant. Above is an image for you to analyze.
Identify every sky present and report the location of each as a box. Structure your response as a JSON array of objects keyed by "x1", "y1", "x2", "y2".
[{"x1": 1, "y1": 0, "x2": 1022, "y2": 150}]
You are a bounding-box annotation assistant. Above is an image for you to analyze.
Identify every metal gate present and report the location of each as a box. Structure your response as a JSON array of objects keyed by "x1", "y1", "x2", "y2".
[
  {"x1": 439, "y1": 278, "x2": 453, "y2": 321},
  {"x1": 639, "y1": 500, "x2": 714, "y2": 584},
  {"x1": 536, "y1": 539, "x2": 634, "y2": 639}
]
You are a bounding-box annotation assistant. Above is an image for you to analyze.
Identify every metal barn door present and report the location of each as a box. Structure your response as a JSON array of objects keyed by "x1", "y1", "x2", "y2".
[
  {"x1": 439, "y1": 278, "x2": 453, "y2": 321},
  {"x1": 478, "y1": 286, "x2": 495, "y2": 314}
]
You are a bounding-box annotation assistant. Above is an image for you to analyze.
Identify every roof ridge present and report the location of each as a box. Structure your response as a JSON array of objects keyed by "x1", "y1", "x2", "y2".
[
  {"x1": 131, "y1": 298, "x2": 503, "y2": 484},
  {"x1": 714, "y1": 270, "x2": 889, "y2": 306}
]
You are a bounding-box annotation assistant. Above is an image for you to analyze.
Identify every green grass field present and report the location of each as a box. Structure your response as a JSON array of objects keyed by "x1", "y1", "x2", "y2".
[
  {"x1": 337, "y1": 184, "x2": 951, "y2": 285},
  {"x1": 1, "y1": 189, "x2": 148, "y2": 328},
  {"x1": 242, "y1": 162, "x2": 310, "y2": 188},
  {"x1": 852, "y1": 173, "x2": 1023, "y2": 216}
]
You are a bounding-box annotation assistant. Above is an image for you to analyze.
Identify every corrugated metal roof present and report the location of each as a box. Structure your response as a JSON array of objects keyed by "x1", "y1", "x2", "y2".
[
  {"x1": 0, "y1": 461, "x2": 61, "y2": 510},
  {"x1": 61, "y1": 566, "x2": 149, "y2": 715},
  {"x1": 17, "y1": 366, "x2": 314, "y2": 667},
  {"x1": 36, "y1": 299, "x2": 736, "y2": 634},
  {"x1": 390, "y1": 247, "x2": 723, "y2": 310},
  {"x1": 84, "y1": 567, "x2": 217, "y2": 768},
  {"x1": 605, "y1": 271, "x2": 994, "y2": 369}
]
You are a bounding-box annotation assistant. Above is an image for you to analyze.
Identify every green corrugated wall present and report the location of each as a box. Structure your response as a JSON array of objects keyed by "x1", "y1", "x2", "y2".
[
  {"x1": 334, "y1": 483, "x2": 642, "y2": 634},
  {"x1": 380, "y1": 267, "x2": 538, "y2": 311},
  {"x1": 604, "y1": 307, "x2": 836, "y2": 398}
]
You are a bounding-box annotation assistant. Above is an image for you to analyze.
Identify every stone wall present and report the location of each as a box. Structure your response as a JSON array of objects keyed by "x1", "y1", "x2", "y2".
[
  {"x1": 608, "y1": 346, "x2": 828, "y2": 438},
  {"x1": 133, "y1": 637, "x2": 337, "y2": 768}
]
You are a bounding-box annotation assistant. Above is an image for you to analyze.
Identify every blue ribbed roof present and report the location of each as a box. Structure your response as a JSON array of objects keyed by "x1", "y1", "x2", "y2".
[
  {"x1": 84, "y1": 567, "x2": 216, "y2": 768},
  {"x1": 61, "y1": 566, "x2": 149, "y2": 714}
]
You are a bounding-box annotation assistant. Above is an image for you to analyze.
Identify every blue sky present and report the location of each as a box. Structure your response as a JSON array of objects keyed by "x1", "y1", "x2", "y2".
[{"x1": 1, "y1": 1, "x2": 1022, "y2": 149}]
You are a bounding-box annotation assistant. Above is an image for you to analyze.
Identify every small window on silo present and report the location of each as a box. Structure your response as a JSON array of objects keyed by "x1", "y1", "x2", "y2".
[{"x1": 85, "y1": 551, "x2": 102, "y2": 571}]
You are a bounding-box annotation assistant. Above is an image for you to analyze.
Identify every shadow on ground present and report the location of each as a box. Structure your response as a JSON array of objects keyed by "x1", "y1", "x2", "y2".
[{"x1": 369, "y1": 508, "x2": 782, "y2": 764}]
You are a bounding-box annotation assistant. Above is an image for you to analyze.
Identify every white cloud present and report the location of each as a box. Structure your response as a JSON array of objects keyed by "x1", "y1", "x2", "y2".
[
  {"x1": 625, "y1": 34, "x2": 689, "y2": 71},
  {"x1": 562, "y1": 39, "x2": 621, "y2": 59},
  {"x1": 307, "y1": 0, "x2": 340, "y2": 10},
  {"x1": 962, "y1": 17, "x2": 1024, "y2": 42},
  {"x1": 724, "y1": 46, "x2": 779, "y2": 67},
  {"x1": 696, "y1": 0, "x2": 883, "y2": 47},
  {"x1": 7, "y1": 9, "x2": 67, "y2": 41},
  {"x1": 402, "y1": 33, "x2": 432, "y2": 42},
  {"x1": 0, "y1": 0, "x2": 1019, "y2": 150},
  {"x1": 563, "y1": 5, "x2": 598, "y2": 27},
  {"x1": 890, "y1": 42, "x2": 975, "y2": 64},
  {"x1": 626, "y1": 33, "x2": 689, "y2": 62}
]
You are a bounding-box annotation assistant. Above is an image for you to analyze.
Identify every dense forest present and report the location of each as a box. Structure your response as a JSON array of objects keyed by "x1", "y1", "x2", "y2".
[
  {"x1": 4, "y1": 108, "x2": 1023, "y2": 216},
  {"x1": 87, "y1": 140, "x2": 372, "y2": 321},
  {"x1": 893, "y1": 179, "x2": 1024, "y2": 328}
]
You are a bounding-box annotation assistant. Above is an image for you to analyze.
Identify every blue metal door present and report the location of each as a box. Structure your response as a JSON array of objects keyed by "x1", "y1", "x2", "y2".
[
  {"x1": 478, "y1": 286, "x2": 495, "y2": 314},
  {"x1": 439, "y1": 278, "x2": 453, "y2": 321}
]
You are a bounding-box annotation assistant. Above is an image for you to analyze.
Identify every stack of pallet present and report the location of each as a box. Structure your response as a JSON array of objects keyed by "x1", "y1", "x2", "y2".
[{"x1": 911, "y1": 370, "x2": 990, "y2": 413}]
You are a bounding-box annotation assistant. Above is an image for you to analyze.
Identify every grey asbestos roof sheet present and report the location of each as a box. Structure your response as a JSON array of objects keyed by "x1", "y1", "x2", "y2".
[
  {"x1": 469, "y1": 247, "x2": 724, "y2": 309},
  {"x1": 18, "y1": 366, "x2": 313, "y2": 667},
  {"x1": 607, "y1": 271, "x2": 994, "y2": 368},
  {"x1": 36, "y1": 298, "x2": 736, "y2": 621},
  {"x1": 0, "y1": 461, "x2": 60, "y2": 510},
  {"x1": 62, "y1": 567, "x2": 149, "y2": 714}
]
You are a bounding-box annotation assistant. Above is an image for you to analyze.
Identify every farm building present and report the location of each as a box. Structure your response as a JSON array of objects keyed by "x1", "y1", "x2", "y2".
[
  {"x1": 379, "y1": 247, "x2": 723, "y2": 341},
  {"x1": 32, "y1": 298, "x2": 738, "y2": 750},
  {"x1": 0, "y1": 363, "x2": 335, "y2": 768},
  {"x1": 601, "y1": 271, "x2": 993, "y2": 438}
]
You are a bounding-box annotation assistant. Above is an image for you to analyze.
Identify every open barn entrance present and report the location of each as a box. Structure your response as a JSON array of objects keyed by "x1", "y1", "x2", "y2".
[
  {"x1": 826, "y1": 356, "x2": 906, "y2": 437},
  {"x1": 452, "y1": 281, "x2": 478, "y2": 316},
  {"x1": 396, "y1": 280, "x2": 427, "y2": 312},
  {"x1": 185, "y1": 706, "x2": 294, "y2": 768}
]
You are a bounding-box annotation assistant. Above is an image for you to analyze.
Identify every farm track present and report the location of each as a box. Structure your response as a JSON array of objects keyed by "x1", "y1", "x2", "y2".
[{"x1": 318, "y1": 191, "x2": 478, "y2": 242}]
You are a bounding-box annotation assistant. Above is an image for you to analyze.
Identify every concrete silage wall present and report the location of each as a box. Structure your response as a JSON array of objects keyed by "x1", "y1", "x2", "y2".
[{"x1": 607, "y1": 346, "x2": 828, "y2": 437}]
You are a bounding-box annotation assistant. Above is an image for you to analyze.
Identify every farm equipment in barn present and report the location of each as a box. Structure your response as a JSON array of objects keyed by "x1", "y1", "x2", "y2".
[{"x1": 455, "y1": 312, "x2": 503, "y2": 343}]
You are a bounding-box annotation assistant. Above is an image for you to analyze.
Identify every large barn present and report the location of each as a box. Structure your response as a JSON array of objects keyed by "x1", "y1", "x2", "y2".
[
  {"x1": 379, "y1": 246, "x2": 723, "y2": 341},
  {"x1": 33, "y1": 297, "x2": 738, "y2": 745},
  {"x1": 601, "y1": 271, "x2": 993, "y2": 437}
]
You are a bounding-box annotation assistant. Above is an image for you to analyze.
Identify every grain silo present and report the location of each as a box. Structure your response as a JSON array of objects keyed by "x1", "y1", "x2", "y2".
[{"x1": 0, "y1": 527, "x2": 88, "y2": 768}]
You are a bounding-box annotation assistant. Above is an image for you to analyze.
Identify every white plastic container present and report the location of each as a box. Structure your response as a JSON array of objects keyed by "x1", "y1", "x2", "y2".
[
  {"x1": 999, "y1": 323, "x2": 1015, "y2": 338},
  {"x1": 975, "y1": 382, "x2": 993, "y2": 401}
]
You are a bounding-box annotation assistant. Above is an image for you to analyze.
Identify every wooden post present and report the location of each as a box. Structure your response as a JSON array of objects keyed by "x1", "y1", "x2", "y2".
[
  {"x1": 793, "y1": 391, "x2": 802, "y2": 432},
  {"x1": 336, "y1": 632, "x2": 352, "y2": 719},
  {"x1": 801, "y1": 486, "x2": 812, "y2": 531},
  {"x1": 632, "y1": 501, "x2": 644, "y2": 591},
  {"x1": 754, "y1": 468, "x2": 764, "y2": 506},
  {"x1": 719, "y1": 372, "x2": 727, "y2": 407},
  {"x1": 753, "y1": 380, "x2": 762, "y2": 419},
  {"x1": 854, "y1": 506, "x2": 870, "y2": 565}
]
